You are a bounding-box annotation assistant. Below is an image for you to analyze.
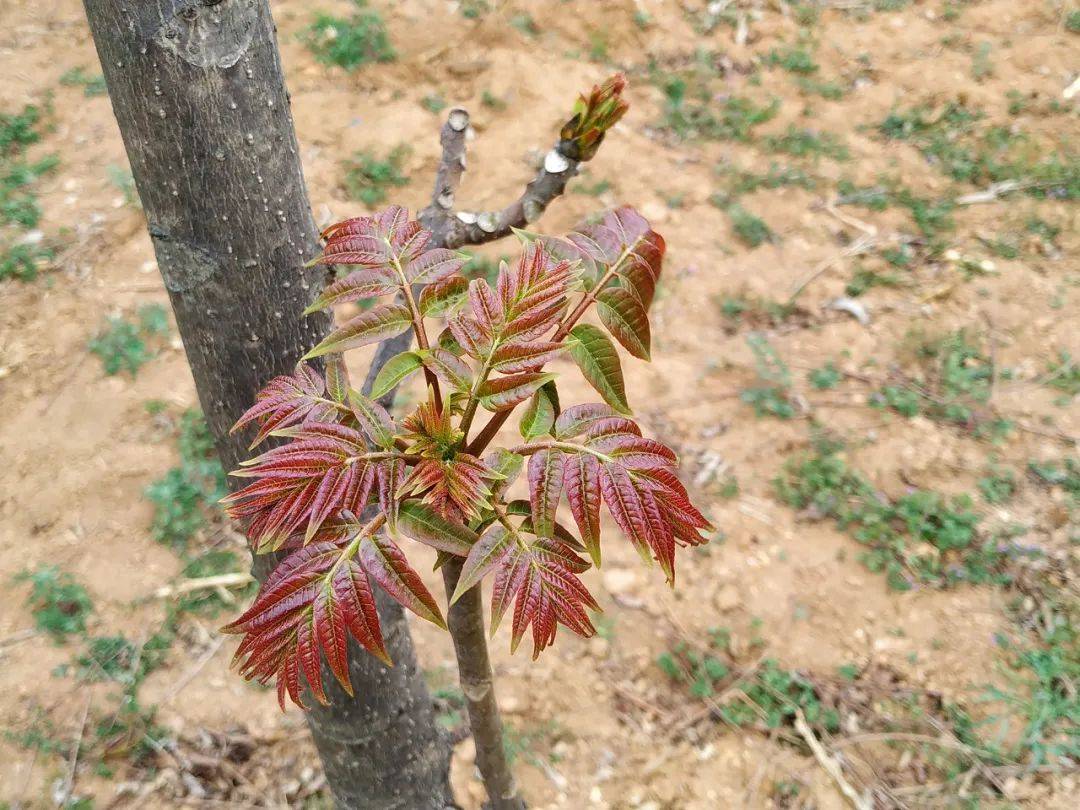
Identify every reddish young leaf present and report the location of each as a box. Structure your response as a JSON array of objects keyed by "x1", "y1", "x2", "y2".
[
  {"x1": 478, "y1": 372, "x2": 557, "y2": 412},
  {"x1": 303, "y1": 269, "x2": 398, "y2": 314},
  {"x1": 230, "y1": 363, "x2": 335, "y2": 449},
  {"x1": 304, "y1": 302, "x2": 412, "y2": 359},
  {"x1": 224, "y1": 519, "x2": 446, "y2": 709},
  {"x1": 527, "y1": 448, "x2": 565, "y2": 538},
  {"x1": 597, "y1": 286, "x2": 651, "y2": 360},
  {"x1": 563, "y1": 452, "x2": 602, "y2": 566}
]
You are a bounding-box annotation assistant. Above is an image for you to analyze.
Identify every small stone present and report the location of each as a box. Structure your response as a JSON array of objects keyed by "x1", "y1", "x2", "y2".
[{"x1": 714, "y1": 584, "x2": 739, "y2": 612}]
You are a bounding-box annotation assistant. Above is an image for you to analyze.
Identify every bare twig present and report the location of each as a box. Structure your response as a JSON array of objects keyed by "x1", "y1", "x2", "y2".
[
  {"x1": 59, "y1": 697, "x2": 92, "y2": 808},
  {"x1": 955, "y1": 179, "x2": 1028, "y2": 205},
  {"x1": 154, "y1": 572, "x2": 253, "y2": 599},
  {"x1": 794, "y1": 708, "x2": 871, "y2": 810},
  {"x1": 788, "y1": 234, "x2": 876, "y2": 303},
  {"x1": 163, "y1": 636, "x2": 226, "y2": 704}
]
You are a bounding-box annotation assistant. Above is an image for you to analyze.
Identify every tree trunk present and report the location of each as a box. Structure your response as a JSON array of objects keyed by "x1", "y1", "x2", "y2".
[{"x1": 82, "y1": 1, "x2": 454, "y2": 806}]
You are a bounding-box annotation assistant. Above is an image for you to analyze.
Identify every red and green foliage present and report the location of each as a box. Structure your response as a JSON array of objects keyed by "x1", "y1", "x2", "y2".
[{"x1": 223, "y1": 92, "x2": 709, "y2": 711}]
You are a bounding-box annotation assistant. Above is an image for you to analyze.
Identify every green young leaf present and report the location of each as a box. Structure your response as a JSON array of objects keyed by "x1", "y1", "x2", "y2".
[
  {"x1": 304, "y1": 303, "x2": 413, "y2": 359},
  {"x1": 519, "y1": 382, "x2": 558, "y2": 439},
  {"x1": 369, "y1": 351, "x2": 424, "y2": 399},
  {"x1": 567, "y1": 323, "x2": 630, "y2": 414},
  {"x1": 420, "y1": 348, "x2": 473, "y2": 392},
  {"x1": 396, "y1": 501, "x2": 477, "y2": 556},
  {"x1": 418, "y1": 275, "x2": 469, "y2": 316},
  {"x1": 597, "y1": 286, "x2": 651, "y2": 360},
  {"x1": 348, "y1": 390, "x2": 396, "y2": 449},
  {"x1": 451, "y1": 524, "x2": 513, "y2": 602},
  {"x1": 324, "y1": 354, "x2": 350, "y2": 404}
]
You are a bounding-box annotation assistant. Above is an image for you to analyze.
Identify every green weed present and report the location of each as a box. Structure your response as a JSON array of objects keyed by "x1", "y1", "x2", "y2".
[
  {"x1": 775, "y1": 444, "x2": 1028, "y2": 590},
  {"x1": 16, "y1": 567, "x2": 93, "y2": 641},
  {"x1": 146, "y1": 409, "x2": 227, "y2": 551},
  {"x1": 342, "y1": 145, "x2": 409, "y2": 206},
  {"x1": 302, "y1": 1, "x2": 395, "y2": 70},
  {"x1": 88, "y1": 304, "x2": 170, "y2": 377},
  {"x1": 725, "y1": 203, "x2": 772, "y2": 248},
  {"x1": 978, "y1": 466, "x2": 1016, "y2": 504},
  {"x1": 766, "y1": 46, "x2": 818, "y2": 75},
  {"x1": 657, "y1": 63, "x2": 779, "y2": 141},
  {"x1": 765, "y1": 125, "x2": 849, "y2": 161},
  {"x1": 59, "y1": 67, "x2": 108, "y2": 97},
  {"x1": 741, "y1": 334, "x2": 796, "y2": 419},
  {"x1": 809, "y1": 362, "x2": 842, "y2": 390}
]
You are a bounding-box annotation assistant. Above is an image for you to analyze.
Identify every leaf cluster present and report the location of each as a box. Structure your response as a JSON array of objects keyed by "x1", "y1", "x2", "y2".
[{"x1": 224, "y1": 204, "x2": 711, "y2": 708}]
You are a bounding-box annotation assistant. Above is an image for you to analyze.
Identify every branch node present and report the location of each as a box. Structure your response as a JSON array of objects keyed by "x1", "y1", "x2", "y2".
[
  {"x1": 447, "y1": 107, "x2": 470, "y2": 132},
  {"x1": 477, "y1": 212, "x2": 498, "y2": 233},
  {"x1": 543, "y1": 149, "x2": 571, "y2": 174}
]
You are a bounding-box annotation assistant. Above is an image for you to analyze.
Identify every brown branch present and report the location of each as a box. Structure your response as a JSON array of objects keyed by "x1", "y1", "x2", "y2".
[{"x1": 441, "y1": 557, "x2": 526, "y2": 810}]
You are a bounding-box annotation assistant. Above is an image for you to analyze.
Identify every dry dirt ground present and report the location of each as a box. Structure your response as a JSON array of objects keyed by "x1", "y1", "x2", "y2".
[{"x1": 1, "y1": 1, "x2": 1078, "y2": 808}]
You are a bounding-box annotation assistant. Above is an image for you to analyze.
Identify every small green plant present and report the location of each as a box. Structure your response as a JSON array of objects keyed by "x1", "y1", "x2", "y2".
[
  {"x1": 776, "y1": 443, "x2": 1028, "y2": 590},
  {"x1": 766, "y1": 46, "x2": 818, "y2": 75},
  {"x1": 1, "y1": 241, "x2": 53, "y2": 281},
  {"x1": 809, "y1": 361, "x2": 841, "y2": 390},
  {"x1": 420, "y1": 94, "x2": 446, "y2": 114},
  {"x1": 106, "y1": 164, "x2": 139, "y2": 207},
  {"x1": 714, "y1": 162, "x2": 816, "y2": 202},
  {"x1": 1044, "y1": 350, "x2": 1080, "y2": 400},
  {"x1": 342, "y1": 145, "x2": 409, "y2": 206},
  {"x1": 657, "y1": 65, "x2": 779, "y2": 141},
  {"x1": 971, "y1": 42, "x2": 994, "y2": 82},
  {"x1": 870, "y1": 384, "x2": 921, "y2": 417},
  {"x1": 741, "y1": 334, "x2": 796, "y2": 418},
  {"x1": 845, "y1": 265, "x2": 903, "y2": 297},
  {"x1": 16, "y1": 567, "x2": 93, "y2": 641},
  {"x1": 978, "y1": 466, "x2": 1016, "y2": 504},
  {"x1": 796, "y1": 77, "x2": 847, "y2": 100},
  {"x1": 302, "y1": 1, "x2": 395, "y2": 70},
  {"x1": 509, "y1": 13, "x2": 540, "y2": 37},
  {"x1": 88, "y1": 304, "x2": 170, "y2": 376},
  {"x1": 459, "y1": 0, "x2": 491, "y2": 19},
  {"x1": 765, "y1": 125, "x2": 849, "y2": 161},
  {"x1": 725, "y1": 203, "x2": 772, "y2": 248},
  {"x1": 146, "y1": 409, "x2": 227, "y2": 551},
  {"x1": 0, "y1": 105, "x2": 44, "y2": 154},
  {"x1": 1067, "y1": 10, "x2": 1080, "y2": 33},
  {"x1": 59, "y1": 67, "x2": 108, "y2": 97},
  {"x1": 2, "y1": 153, "x2": 59, "y2": 228}
]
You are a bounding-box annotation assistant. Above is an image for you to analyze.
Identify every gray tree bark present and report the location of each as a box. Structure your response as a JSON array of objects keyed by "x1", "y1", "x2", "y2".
[{"x1": 81, "y1": 1, "x2": 454, "y2": 806}]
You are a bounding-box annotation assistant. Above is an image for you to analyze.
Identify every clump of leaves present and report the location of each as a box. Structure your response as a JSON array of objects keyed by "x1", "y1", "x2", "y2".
[
  {"x1": 978, "y1": 466, "x2": 1016, "y2": 504},
  {"x1": 59, "y1": 66, "x2": 108, "y2": 97},
  {"x1": 88, "y1": 303, "x2": 170, "y2": 376},
  {"x1": 741, "y1": 334, "x2": 796, "y2": 419},
  {"x1": 1044, "y1": 350, "x2": 1080, "y2": 401},
  {"x1": 766, "y1": 46, "x2": 818, "y2": 75},
  {"x1": 1, "y1": 104, "x2": 58, "y2": 282},
  {"x1": 809, "y1": 361, "x2": 841, "y2": 390},
  {"x1": 559, "y1": 73, "x2": 627, "y2": 160},
  {"x1": 724, "y1": 203, "x2": 772, "y2": 248},
  {"x1": 765, "y1": 125, "x2": 849, "y2": 162},
  {"x1": 657, "y1": 62, "x2": 778, "y2": 141},
  {"x1": 776, "y1": 444, "x2": 1029, "y2": 590},
  {"x1": 223, "y1": 200, "x2": 710, "y2": 708},
  {"x1": 879, "y1": 101, "x2": 1079, "y2": 198},
  {"x1": 342, "y1": 145, "x2": 410, "y2": 206},
  {"x1": 146, "y1": 409, "x2": 227, "y2": 550},
  {"x1": 302, "y1": 1, "x2": 395, "y2": 70},
  {"x1": 659, "y1": 634, "x2": 841, "y2": 731},
  {"x1": 16, "y1": 567, "x2": 93, "y2": 641}
]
